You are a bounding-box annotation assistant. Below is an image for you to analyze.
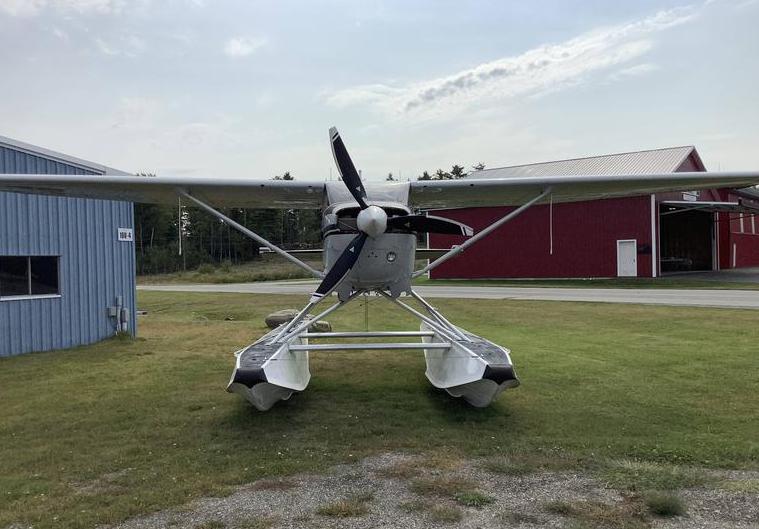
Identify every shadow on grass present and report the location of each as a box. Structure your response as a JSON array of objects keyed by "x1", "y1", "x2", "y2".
[
  {"x1": 424, "y1": 386, "x2": 506, "y2": 424},
  {"x1": 215, "y1": 382, "x2": 511, "y2": 456}
]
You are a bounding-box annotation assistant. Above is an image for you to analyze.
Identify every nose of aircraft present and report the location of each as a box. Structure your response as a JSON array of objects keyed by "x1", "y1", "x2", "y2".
[{"x1": 356, "y1": 205, "x2": 388, "y2": 238}]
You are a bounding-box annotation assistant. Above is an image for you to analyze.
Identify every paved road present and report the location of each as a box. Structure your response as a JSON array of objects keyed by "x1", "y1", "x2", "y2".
[{"x1": 139, "y1": 281, "x2": 759, "y2": 309}]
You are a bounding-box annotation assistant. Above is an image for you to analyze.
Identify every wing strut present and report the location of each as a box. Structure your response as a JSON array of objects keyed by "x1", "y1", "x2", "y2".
[
  {"x1": 412, "y1": 187, "x2": 553, "y2": 278},
  {"x1": 180, "y1": 192, "x2": 325, "y2": 280}
]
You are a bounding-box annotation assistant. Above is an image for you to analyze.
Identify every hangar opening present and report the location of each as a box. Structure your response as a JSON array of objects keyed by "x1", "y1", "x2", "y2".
[
  {"x1": 659, "y1": 207, "x2": 715, "y2": 273},
  {"x1": 658, "y1": 199, "x2": 759, "y2": 274}
]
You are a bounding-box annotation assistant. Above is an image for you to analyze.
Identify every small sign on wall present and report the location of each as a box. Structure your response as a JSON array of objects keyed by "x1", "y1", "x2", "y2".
[{"x1": 118, "y1": 228, "x2": 134, "y2": 242}]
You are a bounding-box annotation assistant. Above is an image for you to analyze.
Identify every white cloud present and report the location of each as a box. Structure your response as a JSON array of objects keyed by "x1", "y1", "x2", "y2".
[
  {"x1": 94, "y1": 37, "x2": 117, "y2": 55},
  {"x1": 327, "y1": 6, "x2": 697, "y2": 119},
  {"x1": 105, "y1": 96, "x2": 246, "y2": 161},
  {"x1": 110, "y1": 96, "x2": 160, "y2": 130},
  {"x1": 0, "y1": 0, "x2": 45, "y2": 15},
  {"x1": 0, "y1": 0, "x2": 130, "y2": 16},
  {"x1": 609, "y1": 62, "x2": 660, "y2": 81},
  {"x1": 51, "y1": 26, "x2": 69, "y2": 40},
  {"x1": 94, "y1": 34, "x2": 146, "y2": 57},
  {"x1": 223, "y1": 36, "x2": 267, "y2": 58}
]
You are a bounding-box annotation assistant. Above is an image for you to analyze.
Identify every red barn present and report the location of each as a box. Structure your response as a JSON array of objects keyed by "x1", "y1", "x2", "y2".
[{"x1": 429, "y1": 146, "x2": 759, "y2": 279}]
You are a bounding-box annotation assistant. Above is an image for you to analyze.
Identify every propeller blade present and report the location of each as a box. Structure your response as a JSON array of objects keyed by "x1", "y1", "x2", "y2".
[
  {"x1": 386, "y1": 214, "x2": 474, "y2": 236},
  {"x1": 309, "y1": 232, "x2": 368, "y2": 303},
  {"x1": 329, "y1": 127, "x2": 368, "y2": 209}
]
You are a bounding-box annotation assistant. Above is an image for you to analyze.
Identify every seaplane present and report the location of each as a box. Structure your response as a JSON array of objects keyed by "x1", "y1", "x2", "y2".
[{"x1": 2, "y1": 128, "x2": 758, "y2": 410}]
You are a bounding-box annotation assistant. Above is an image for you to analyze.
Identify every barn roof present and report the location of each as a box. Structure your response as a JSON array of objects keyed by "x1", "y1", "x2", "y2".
[{"x1": 471, "y1": 146, "x2": 704, "y2": 179}]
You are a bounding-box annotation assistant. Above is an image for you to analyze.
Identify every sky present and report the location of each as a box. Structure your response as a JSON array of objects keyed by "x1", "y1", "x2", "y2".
[{"x1": 0, "y1": 0, "x2": 757, "y2": 182}]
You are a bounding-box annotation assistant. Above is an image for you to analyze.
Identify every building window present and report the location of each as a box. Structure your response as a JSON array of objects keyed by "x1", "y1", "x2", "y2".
[
  {"x1": 0, "y1": 257, "x2": 28, "y2": 296},
  {"x1": 0, "y1": 256, "x2": 60, "y2": 298}
]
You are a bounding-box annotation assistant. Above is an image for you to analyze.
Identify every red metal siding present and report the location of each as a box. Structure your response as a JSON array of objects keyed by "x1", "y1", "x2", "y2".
[
  {"x1": 429, "y1": 196, "x2": 653, "y2": 278},
  {"x1": 675, "y1": 155, "x2": 705, "y2": 173},
  {"x1": 723, "y1": 189, "x2": 759, "y2": 268},
  {"x1": 731, "y1": 233, "x2": 759, "y2": 266}
]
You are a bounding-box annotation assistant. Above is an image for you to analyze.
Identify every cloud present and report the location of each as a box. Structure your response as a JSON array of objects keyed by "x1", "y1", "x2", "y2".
[
  {"x1": 51, "y1": 26, "x2": 69, "y2": 40},
  {"x1": 94, "y1": 34, "x2": 146, "y2": 57},
  {"x1": 0, "y1": 0, "x2": 130, "y2": 16},
  {"x1": 327, "y1": 6, "x2": 697, "y2": 119},
  {"x1": 110, "y1": 96, "x2": 160, "y2": 130},
  {"x1": 223, "y1": 36, "x2": 267, "y2": 58},
  {"x1": 94, "y1": 37, "x2": 118, "y2": 55},
  {"x1": 107, "y1": 96, "x2": 245, "y2": 152},
  {"x1": 609, "y1": 62, "x2": 660, "y2": 81},
  {"x1": 0, "y1": 0, "x2": 45, "y2": 15}
]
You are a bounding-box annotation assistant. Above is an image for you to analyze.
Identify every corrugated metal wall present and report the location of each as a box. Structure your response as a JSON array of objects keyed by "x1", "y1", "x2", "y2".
[
  {"x1": 0, "y1": 144, "x2": 136, "y2": 357},
  {"x1": 722, "y1": 190, "x2": 759, "y2": 268},
  {"x1": 429, "y1": 196, "x2": 653, "y2": 279}
]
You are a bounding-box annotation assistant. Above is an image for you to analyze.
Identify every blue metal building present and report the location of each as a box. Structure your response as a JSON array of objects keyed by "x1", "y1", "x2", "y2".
[{"x1": 0, "y1": 135, "x2": 136, "y2": 357}]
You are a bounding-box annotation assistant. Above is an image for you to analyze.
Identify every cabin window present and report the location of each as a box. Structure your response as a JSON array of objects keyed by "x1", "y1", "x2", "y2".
[{"x1": 0, "y1": 256, "x2": 60, "y2": 299}]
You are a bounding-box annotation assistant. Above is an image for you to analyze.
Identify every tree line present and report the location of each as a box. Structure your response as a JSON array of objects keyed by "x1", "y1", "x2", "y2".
[
  {"x1": 134, "y1": 171, "x2": 321, "y2": 275},
  {"x1": 386, "y1": 163, "x2": 486, "y2": 181}
]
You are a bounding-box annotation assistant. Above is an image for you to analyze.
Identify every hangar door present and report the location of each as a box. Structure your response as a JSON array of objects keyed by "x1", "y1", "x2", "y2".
[{"x1": 659, "y1": 209, "x2": 714, "y2": 273}]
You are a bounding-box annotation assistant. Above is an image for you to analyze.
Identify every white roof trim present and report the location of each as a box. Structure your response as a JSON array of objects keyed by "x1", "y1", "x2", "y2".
[{"x1": 0, "y1": 134, "x2": 129, "y2": 176}]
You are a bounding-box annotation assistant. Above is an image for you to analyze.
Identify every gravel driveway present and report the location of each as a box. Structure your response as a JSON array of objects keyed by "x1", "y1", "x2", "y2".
[{"x1": 104, "y1": 454, "x2": 759, "y2": 529}]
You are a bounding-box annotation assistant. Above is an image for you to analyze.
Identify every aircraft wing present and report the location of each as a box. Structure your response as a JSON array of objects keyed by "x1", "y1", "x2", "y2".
[
  {"x1": 409, "y1": 172, "x2": 759, "y2": 210},
  {"x1": 0, "y1": 174, "x2": 325, "y2": 209},
  {"x1": 2, "y1": 171, "x2": 759, "y2": 210}
]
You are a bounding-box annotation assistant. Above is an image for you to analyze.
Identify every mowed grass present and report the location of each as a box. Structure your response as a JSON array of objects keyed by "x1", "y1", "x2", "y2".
[{"x1": 0, "y1": 292, "x2": 758, "y2": 528}]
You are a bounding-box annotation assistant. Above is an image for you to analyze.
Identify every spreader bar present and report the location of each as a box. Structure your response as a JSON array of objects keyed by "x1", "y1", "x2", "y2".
[
  {"x1": 302, "y1": 331, "x2": 435, "y2": 339},
  {"x1": 289, "y1": 342, "x2": 450, "y2": 351}
]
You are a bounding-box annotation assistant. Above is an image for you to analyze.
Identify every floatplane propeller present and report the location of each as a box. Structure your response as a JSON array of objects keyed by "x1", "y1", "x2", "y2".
[{"x1": 310, "y1": 127, "x2": 473, "y2": 304}]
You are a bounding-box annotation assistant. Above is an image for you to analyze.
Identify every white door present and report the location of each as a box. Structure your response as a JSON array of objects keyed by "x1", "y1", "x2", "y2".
[{"x1": 617, "y1": 240, "x2": 637, "y2": 277}]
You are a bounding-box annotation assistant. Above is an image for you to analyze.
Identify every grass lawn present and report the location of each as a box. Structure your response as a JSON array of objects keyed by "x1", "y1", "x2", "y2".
[{"x1": 0, "y1": 292, "x2": 757, "y2": 528}]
